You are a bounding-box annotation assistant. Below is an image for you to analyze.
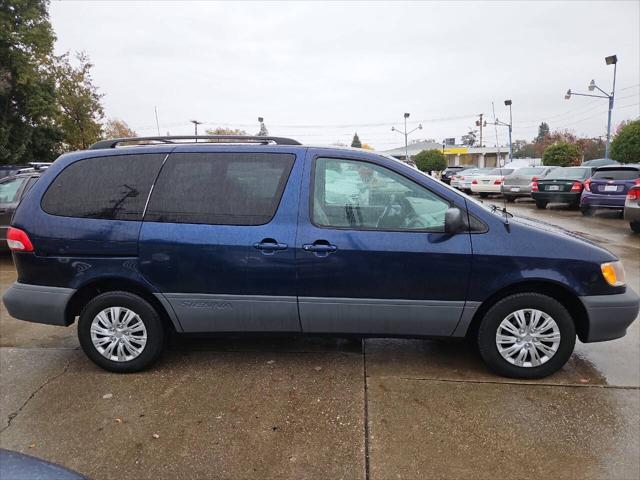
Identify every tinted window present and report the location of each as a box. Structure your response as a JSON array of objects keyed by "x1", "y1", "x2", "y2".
[
  {"x1": 145, "y1": 152, "x2": 295, "y2": 225},
  {"x1": 42, "y1": 154, "x2": 165, "y2": 220},
  {"x1": 0, "y1": 177, "x2": 26, "y2": 203},
  {"x1": 592, "y1": 168, "x2": 640, "y2": 180},
  {"x1": 313, "y1": 157, "x2": 450, "y2": 231},
  {"x1": 546, "y1": 167, "x2": 590, "y2": 180}
]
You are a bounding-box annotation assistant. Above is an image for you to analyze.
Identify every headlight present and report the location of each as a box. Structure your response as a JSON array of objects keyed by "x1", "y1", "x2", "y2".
[{"x1": 601, "y1": 261, "x2": 626, "y2": 287}]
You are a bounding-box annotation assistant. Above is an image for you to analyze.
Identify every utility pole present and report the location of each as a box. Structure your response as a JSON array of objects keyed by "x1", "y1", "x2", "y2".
[
  {"x1": 190, "y1": 120, "x2": 203, "y2": 142},
  {"x1": 475, "y1": 113, "x2": 486, "y2": 147},
  {"x1": 154, "y1": 107, "x2": 160, "y2": 136}
]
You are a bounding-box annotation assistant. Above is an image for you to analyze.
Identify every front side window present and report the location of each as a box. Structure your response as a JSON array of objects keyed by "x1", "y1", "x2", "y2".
[
  {"x1": 41, "y1": 154, "x2": 166, "y2": 220},
  {"x1": 312, "y1": 157, "x2": 450, "y2": 231},
  {"x1": 145, "y1": 152, "x2": 295, "y2": 225},
  {"x1": 0, "y1": 177, "x2": 26, "y2": 203}
]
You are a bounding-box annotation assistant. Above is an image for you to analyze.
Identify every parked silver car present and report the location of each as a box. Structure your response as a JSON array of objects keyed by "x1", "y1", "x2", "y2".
[
  {"x1": 624, "y1": 185, "x2": 640, "y2": 233},
  {"x1": 501, "y1": 166, "x2": 557, "y2": 202}
]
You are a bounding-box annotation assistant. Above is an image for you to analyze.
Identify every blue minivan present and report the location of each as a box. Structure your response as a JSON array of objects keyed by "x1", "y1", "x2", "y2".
[{"x1": 3, "y1": 136, "x2": 638, "y2": 378}]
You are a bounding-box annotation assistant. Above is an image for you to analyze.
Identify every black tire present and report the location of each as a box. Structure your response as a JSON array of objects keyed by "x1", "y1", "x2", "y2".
[
  {"x1": 77, "y1": 291, "x2": 165, "y2": 373},
  {"x1": 479, "y1": 193, "x2": 489, "y2": 198},
  {"x1": 477, "y1": 293, "x2": 576, "y2": 379},
  {"x1": 504, "y1": 195, "x2": 516, "y2": 203},
  {"x1": 464, "y1": 189, "x2": 472, "y2": 195},
  {"x1": 535, "y1": 200, "x2": 547, "y2": 209},
  {"x1": 630, "y1": 221, "x2": 640, "y2": 233},
  {"x1": 580, "y1": 205, "x2": 594, "y2": 216}
]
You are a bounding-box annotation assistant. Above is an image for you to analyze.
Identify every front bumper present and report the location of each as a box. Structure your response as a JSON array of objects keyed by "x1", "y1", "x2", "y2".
[
  {"x1": 579, "y1": 287, "x2": 640, "y2": 342},
  {"x1": 2, "y1": 282, "x2": 75, "y2": 326}
]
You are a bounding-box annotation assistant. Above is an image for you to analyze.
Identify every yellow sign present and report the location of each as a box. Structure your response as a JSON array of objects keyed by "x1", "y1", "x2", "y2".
[{"x1": 443, "y1": 147, "x2": 468, "y2": 155}]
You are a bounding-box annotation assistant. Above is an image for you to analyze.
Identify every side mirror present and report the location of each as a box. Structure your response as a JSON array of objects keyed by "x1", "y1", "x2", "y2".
[{"x1": 444, "y1": 207, "x2": 468, "y2": 234}]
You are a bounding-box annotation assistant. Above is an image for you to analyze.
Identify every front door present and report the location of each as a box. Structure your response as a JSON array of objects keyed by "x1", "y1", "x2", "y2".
[
  {"x1": 139, "y1": 149, "x2": 303, "y2": 333},
  {"x1": 296, "y1": 151, "x2": 473, "y2": 336}
]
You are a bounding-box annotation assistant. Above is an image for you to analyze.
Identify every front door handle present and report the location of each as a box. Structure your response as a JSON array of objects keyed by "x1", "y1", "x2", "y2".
[
  {"x1": 302, "y1": 241, "x2": 337, "y2": 254},
  {"x1": 254, "y1": 238, "x2": 288, "y2": 254}
]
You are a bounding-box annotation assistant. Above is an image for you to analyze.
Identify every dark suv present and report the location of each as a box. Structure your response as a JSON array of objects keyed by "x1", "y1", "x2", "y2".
[{"x1": 3, "y1": 136, "x2": 638, "y2": 378}]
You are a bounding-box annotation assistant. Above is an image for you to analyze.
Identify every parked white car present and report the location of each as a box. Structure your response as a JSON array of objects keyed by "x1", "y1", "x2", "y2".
[
  {"x1": 470, "y1": 168, "x2": 516, "y2": 197},
  {"x1": 453, "y1": 168, "x2": 495, "y2": 193}
]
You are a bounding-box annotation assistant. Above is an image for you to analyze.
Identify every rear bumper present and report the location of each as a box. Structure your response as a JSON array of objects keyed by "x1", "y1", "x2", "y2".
[
  {"x1": 532, "y1": 192, "x2": 581, "y2": 204},
  {"x1": 2, "y1": 282, "x2": 75, "y2": 326},
  {"x1": 579, "y1": 287, "x2": 640, "y2": 342},
  {"x1": 581, "y1": 193, "x2": 626, "y2": 209},
  {"x1": 501, "y1": 185, "x2": 532, "y2": 196}
]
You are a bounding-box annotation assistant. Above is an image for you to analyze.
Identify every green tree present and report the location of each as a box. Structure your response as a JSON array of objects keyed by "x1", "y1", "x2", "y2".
[
  {"x1": 461, "y1": 129, "x2": 477, "y2": 147},
  {"x1": 513, "y1": 139, "x2": 537, "y2": 158},
  {"x1": 205, "y1": 127, "x2": 248, "y2": 135},
  {"x1": 542, "y1": 141, "x2": 582, "y2": 167},
  {"x1": 53, "y1": 51, "x2": 104, "y2": 150},
  {"x1": 413, "y1": 149, "x2": 446, "y2": 173},
  {"x1": 103, "y1": 118, "x2": 137, "y2": 139},
  {"x1": 0, "y1": 0, "x2": 63, "y2": 164},
  {"x1": 610, "y1": 120, "x2": 640, "y2": 164},
  {"x1": 535, "y1": 122, "x2": 550, "y2": 143},
  {"x1": 351, "y1": 132, "x2": 362, "y2": 148}
]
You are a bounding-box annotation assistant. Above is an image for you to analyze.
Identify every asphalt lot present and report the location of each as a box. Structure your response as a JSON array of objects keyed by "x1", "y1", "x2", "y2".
[{"x1": 1, "y1": 199, "x2": 638, "y2": 479}]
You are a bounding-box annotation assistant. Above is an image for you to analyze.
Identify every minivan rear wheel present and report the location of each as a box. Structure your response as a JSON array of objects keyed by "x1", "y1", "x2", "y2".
[
  {"x1": 477, "y1": 293, "x2": 576, "y2": 379},
  {"x1": 78, "y1": 291, "x2": 165, "y2": 373}
]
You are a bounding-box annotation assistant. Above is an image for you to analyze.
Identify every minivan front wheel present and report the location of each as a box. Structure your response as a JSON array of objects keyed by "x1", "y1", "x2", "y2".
[
  {"x1": 78, "y1": 291, "x2": 165, "y2": 373},
  {"x1": 477, "y1": 293, "x2": 576, "y2": 379}
]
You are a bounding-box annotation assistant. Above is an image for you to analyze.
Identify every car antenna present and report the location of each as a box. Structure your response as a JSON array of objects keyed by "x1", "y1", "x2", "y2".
[{"x1": 492, "y1": 101, "x2": 509, "y2": 225}]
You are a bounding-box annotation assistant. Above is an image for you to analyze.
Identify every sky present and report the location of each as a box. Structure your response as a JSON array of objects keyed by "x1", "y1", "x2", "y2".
[{"x1": 49, "y1": 0, "x2": 640, "y2": 151}]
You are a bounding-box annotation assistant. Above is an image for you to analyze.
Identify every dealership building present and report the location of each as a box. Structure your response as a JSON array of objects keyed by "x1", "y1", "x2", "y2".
[{"x1": 381, "y1": 140, "x2": 511, "y2": 168}]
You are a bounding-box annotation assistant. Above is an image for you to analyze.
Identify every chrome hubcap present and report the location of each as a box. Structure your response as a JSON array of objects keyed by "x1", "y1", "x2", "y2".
[
  {"x1": 496, "y1": 308, "x2": 561, "y2": 368},
  {"x1": 90, "y1": 307, "x2": 147, "y2": 362}
]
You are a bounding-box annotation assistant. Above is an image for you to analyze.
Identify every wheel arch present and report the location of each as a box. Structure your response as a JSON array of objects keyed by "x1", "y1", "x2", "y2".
[
  {"x1": 464, "y1": 280, "x2": 589, "y2": 342},
  {"x1": 65, "y1": 277, "x2": 180, "y2": 334}
]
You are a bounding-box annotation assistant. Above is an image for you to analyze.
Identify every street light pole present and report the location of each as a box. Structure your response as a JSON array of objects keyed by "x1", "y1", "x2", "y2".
[
  {"x1": 564, "y1": 54, "x2": 617, "y2": 160},
  {"x1": 190, "y1": 120, "x2": 203, "y2": 142},
  {"x1": 391, "y1": 112, "x2": 422, "y2": 163},
  {"x1": 505, "y1": 100, "x2": 513, "y2": 163}
]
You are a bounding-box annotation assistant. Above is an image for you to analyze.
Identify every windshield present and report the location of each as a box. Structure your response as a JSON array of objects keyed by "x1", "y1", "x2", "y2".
[
  {"x1": 516, "y1": 167, "x2": 545, "y2": 175},
  {"x1": 487, "y1": 168, "x2": 515, "y2": 176},
  {"x1": 592, "y1": 168, "x2": 640, "y2": 180},
  {"x1": 546, "y1": 167, "x2": 590, "y2": 180}
]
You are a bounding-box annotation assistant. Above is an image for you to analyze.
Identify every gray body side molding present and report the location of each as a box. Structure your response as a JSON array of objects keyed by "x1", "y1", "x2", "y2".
[
  {"x1": 299, "y1": 297, "x2": 480, "y2": 336},
  {"x1": 161, "y1": 293, "x2": 300, "y2": 333}
]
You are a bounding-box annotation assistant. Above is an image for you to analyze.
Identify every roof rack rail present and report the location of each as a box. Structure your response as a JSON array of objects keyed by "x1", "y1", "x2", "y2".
[{"x1": 89, "y1": 135, "x2": 302, "y2": 150}]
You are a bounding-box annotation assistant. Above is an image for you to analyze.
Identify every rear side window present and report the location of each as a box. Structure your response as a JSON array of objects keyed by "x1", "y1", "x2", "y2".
[
  {"x1": 145, "y1": 152, "x2": 295, "y2": 225},
  {"x1": 0, "y1": 177, "x2": 26, "y2": 203},
  {"x1": 592, "y1": 168, "x2": 640, "y2": 180},
  {"x1": 42, "y1": 154, "x2": 166, "y2": 221}
]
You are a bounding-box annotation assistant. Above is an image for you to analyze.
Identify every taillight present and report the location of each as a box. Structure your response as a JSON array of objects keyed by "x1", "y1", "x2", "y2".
[
  {"x1": 531, "y1": 181, "x2": 539, "y2": 192},
  {"x1": 472, "y1": 180, "x2": 478, "y2": 185},
  {"x1": 571, "y1": 181, "x2": 583, "y2": 192},
  {"x1": 627, "y1": 188, "x2": 640, "y2": 200},
  {"x1": 634, "y1": 178, "x2": 640, "y2": 185},
  {"x1": 584, "y1": 178, "x2": 592, "y2": 192},
  {"x1": 494, "y1": 177, "x2": 504, "y2": 185},
  {"x1": 6, "y1": 227, "x2": 34, "y2": 252}
]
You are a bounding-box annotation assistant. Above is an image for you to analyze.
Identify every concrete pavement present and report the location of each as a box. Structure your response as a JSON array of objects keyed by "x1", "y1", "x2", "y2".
[{"x1": 1, "y1": 199, "x2": 638, "y2": 479}]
